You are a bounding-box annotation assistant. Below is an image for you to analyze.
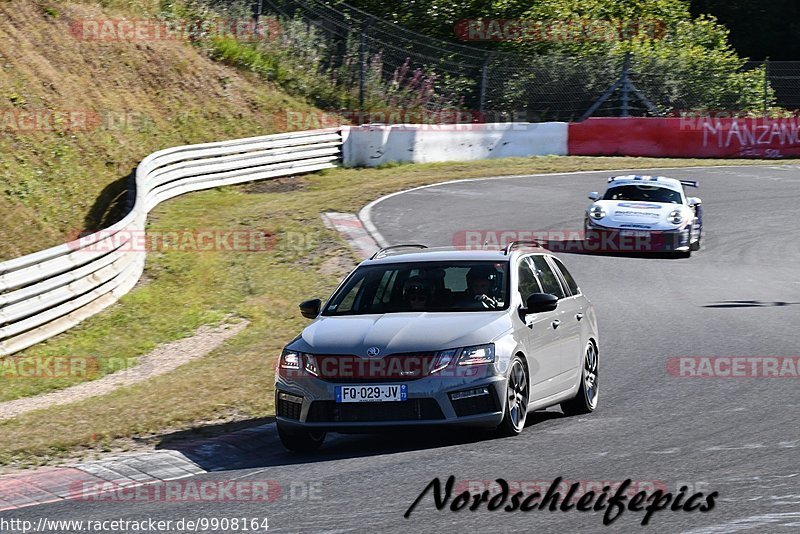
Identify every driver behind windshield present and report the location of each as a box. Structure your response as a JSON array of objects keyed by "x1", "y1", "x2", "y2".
[{"x1": 455, "y1": 266, "x2": 501, "y2": 309}]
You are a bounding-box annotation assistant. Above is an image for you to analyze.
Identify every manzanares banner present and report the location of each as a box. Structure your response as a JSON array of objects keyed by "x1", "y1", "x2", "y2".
[{"x1": 568, "y1": 117, "x2": 800, "y2": 158}]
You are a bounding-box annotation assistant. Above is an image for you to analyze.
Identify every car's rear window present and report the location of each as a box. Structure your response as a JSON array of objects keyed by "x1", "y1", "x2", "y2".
[{"x1": 323, "y1": 261, "x2": 510, "y2": 315}]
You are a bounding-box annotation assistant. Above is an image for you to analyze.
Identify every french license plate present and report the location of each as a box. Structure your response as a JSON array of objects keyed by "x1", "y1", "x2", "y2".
[
  {"x1": 335, "y1": 384, "x2": 408, "y2": 403},
  {"x1": 619, "y1": 230, "x2": 650, "y2": 237}
]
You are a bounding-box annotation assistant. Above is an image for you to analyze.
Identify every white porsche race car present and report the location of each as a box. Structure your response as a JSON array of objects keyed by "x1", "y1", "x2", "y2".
[{"x1": 584, "y1": 175, "x2": 703, "y2": 256}]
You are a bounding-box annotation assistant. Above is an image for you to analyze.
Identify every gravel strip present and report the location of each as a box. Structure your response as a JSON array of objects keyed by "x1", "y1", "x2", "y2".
[{"x1": 0, "y1": 319, "x2": 249, "y2": 421}]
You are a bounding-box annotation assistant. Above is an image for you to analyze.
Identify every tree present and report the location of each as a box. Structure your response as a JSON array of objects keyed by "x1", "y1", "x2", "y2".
[
  {"x1": 504, "y1": 0, "x2": 770, "y2": 113},
  {"x1": 346, "y1": 0, "x2": 771, "y2": 113}
]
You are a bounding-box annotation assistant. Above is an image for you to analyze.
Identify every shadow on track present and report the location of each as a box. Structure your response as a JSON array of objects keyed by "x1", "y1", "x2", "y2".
[
  {"x1": 152, "y1": 411, "x2": 566, "y2": 472},
  {"x1": 703, "y1": 300, "x2": 800, "y2": 308}
]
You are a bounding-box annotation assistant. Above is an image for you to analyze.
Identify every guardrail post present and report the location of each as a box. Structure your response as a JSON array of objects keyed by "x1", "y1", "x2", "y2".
[
  {"x1": 620, "y1": 53, "x2": 631, "y2": 118},
  {"x1": 478, "y1": 52, "x2": 493, "y2": 113}
]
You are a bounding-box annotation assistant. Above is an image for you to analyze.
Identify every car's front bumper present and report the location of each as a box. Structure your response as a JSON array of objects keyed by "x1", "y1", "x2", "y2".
[
  {"x1": 584, "y1": 220, "x2": 691, "y2": 252},
  {"x1": 275, "y1": 369, "x2": 506, "y2": 432}
]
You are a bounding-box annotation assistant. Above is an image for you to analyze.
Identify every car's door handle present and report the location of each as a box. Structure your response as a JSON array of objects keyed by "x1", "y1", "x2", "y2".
[
  {"x1": 551, "y1": 320, "x2": 561, "y2": 329},
  {"x1": 576, "y1": 313, "x2": 584, "y2": 321}
]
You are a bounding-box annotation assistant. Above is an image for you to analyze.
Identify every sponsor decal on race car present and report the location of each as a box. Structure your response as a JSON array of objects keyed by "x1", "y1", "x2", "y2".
[
  {"x1": 616, "y1": 202, "x2": 663, "y2": 209},
  {"x1": 612, "y1": 210, "x2": 661, "y2": 219}
]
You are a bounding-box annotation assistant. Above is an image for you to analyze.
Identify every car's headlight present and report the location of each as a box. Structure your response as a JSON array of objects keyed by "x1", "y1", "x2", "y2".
[
  {"x1": 668, "y1": 209, "x2": 684, "y2": 225},
  {"x1": 303, "y1": 354, "x2": 319, "y2": 376},
  {"x1": 457, "y1": 344, "x2": 496, "y2": 366},
  {"x1": 589, "y1": 205, "x2": 606, "y2": 220},
  {"x1": 280, "y1": 349, "x2": 318, "y2": 376},
  {"x1": 280, "y1": 349, "x2": 301, "y2": 370},
  {"x1": 430, "y1": 349, "x2": 458, "y2": 373}
]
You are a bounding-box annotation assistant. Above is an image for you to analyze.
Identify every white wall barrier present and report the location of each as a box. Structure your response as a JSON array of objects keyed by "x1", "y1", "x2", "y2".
[
  {"x1": 340, "y1": 122, "x2": 568, "y2": 167},
  {"x1": 0, "y1": 129, "x2": 341, "y2": 357}
]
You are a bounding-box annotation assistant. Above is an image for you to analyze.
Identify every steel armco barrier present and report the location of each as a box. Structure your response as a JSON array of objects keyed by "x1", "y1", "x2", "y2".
[{"x1": 0, "y1": 129, "x2": 341, "y2": 357}]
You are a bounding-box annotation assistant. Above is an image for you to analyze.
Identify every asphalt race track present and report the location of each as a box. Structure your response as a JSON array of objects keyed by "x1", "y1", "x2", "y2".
[{"x1": 3, "y1": 165, "x2": 800, "y2": 533}]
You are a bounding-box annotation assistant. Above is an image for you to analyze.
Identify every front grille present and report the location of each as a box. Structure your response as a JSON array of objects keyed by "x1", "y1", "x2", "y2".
[
  {"x1": 306, "y1": 399, "x2": 445, "y2": 423},
  {"x1": 313, "y1": 353, "x2": 440, "y2": 383},
  {"x1": 276, "y1": 394, "x2": 302, "y2": 420},
  {"x1": 451, "y1": 390, "x2": 499, "y2": 417}
]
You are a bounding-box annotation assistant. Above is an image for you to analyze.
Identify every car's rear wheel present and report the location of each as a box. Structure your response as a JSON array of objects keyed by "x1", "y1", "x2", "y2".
[
  {"x1": 277, "y1": 422, "x2": 326, "y2": 452},
  {"x1": 561, "y1": 342, "x2": 599, "y2": 416},
  {"x1": 497, "y1": 356, "x2": 529, "y2": 436}
]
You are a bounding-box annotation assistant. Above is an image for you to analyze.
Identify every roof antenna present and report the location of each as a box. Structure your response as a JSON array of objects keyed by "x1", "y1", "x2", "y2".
[{"x1": 483, "y1": 239, "x2": 489, "y2": 250}]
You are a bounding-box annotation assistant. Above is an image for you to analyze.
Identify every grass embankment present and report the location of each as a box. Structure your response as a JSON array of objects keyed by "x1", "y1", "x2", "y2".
[
  {"x1": 0, "y1": 0, "x2": 315, "y2": 260},
  {"x1": 0, "y1": 155, "x2": 774, "y2": 468}
]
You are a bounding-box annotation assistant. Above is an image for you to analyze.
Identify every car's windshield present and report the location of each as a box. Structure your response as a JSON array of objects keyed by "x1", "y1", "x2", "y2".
[
  {"x1": 323, "y1": 261, "x2": 509, "y2": 315},
  {"x1": 603, "y1": 184, "x2": 682, "y2": 204}
]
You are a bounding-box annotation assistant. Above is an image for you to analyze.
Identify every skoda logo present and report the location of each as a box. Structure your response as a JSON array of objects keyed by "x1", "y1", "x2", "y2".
[{"x1": 366, "y1": 347, "x2": 381, "y2": 357}]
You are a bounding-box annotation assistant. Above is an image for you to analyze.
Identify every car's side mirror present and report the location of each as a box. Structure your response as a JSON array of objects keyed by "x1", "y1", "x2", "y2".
[
  {"x1": 299, "y1": 298, "x2": 322, "y2": 319},
  {"x1": 588, "y1": 192, "x2": 600, "y2": 201},
  {"x1": 687, "y1": 196, "x2": 702, "y2": 207},
  {"x1": 520, "y1": 293, "x2": 559, "y2": 316}
]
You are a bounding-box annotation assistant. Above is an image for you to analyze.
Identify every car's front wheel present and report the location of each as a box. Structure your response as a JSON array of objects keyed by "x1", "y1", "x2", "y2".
[
  {"x1": 561, "y1": 342, "x2": 599, "y2": 416},
  {"x1": 277, "y1": 422, "x2": 326, "y2": 452},
  {"x1": 497, "y1": 356, "x2": 529, "y2": 437}
]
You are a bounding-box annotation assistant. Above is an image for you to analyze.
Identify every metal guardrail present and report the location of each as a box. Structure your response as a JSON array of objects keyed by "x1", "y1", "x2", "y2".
[{"x1": 0, "y1": 129, "x2": 342, "y2": 357}]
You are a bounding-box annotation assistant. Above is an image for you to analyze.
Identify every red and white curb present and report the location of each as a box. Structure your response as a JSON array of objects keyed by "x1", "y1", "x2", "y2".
[
  {"x1": 321, "y1": 212, "x2": 380, "y2": 259},
  {"x1": 0, "y1": 420, "x2": 286, "y2": 511}
]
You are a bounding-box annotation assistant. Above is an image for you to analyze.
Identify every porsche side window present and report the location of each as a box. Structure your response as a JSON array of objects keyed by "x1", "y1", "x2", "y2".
[{"x1": 530, "y1": 256, "x2": 565, "y2": 299}]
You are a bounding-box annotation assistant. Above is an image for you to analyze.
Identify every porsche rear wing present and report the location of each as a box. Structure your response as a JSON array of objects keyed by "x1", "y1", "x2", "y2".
[{"x1": 680, "y1": 180, "x2": 699, "y2": 188}]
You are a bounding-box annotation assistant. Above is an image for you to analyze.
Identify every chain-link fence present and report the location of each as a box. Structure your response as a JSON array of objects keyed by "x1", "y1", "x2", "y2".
[
  {"x1": 255, "y1": 0, "x2": 800, "y2": 121},
  {"x1": 766, "y1": 61, "x2": 800, "y2": 111}
]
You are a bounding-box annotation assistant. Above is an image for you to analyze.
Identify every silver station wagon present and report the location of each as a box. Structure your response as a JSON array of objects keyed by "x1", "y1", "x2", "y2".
[{"x1": 275, "y1": 242, "x2": 599, "y2": 451}]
